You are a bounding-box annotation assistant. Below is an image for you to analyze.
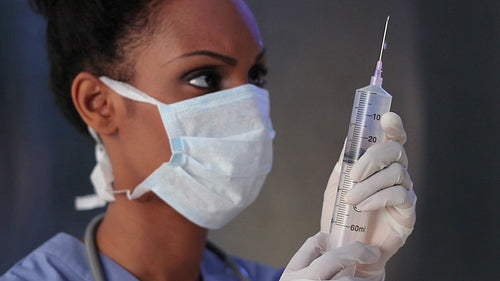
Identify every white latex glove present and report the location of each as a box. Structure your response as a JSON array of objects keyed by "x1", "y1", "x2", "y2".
[
  {"x1": 280, "y1": 232, "x2": 381, "y2": 281},
  {"x1": 320, "y1": 112, "x2": 417, "y2": 281}
]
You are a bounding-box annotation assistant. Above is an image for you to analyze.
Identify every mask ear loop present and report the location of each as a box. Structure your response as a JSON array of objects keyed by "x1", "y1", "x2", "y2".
[
  {"x1": 74, "y1": 126, "x2": 116, "y2": 210},
  {"x1": 99, "y1": 76, "x2": 163, "y2": 106},
  {"x1": 75, "y1": 77, "x2": 164, "y2": 210},
  {"x1": 98, "y1": 76, "x2": 167, "y2": 201}
]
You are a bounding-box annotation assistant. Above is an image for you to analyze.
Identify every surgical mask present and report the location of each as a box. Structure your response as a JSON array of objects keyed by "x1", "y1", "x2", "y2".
[{"x1": 75, "y1": 77, "x2": 275, "y2": 229}]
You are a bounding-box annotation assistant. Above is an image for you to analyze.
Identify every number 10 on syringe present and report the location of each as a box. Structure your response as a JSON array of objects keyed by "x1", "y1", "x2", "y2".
[{"x1": 328, "y1": 17, "x2": 392, "y2": 253}]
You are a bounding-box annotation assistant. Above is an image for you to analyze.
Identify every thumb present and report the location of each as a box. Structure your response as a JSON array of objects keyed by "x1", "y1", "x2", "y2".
[
  {"x1": 294, "y1": 242, "x2": 380, "y2": 280},
  {"x1": 381, "y1": 112, "x2": 407, "y2": 144}
]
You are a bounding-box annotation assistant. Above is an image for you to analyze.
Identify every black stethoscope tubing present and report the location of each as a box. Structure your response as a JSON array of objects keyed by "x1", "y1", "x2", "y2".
[{"x1": 84, "y1": 214, "x2": 250, "y2": 281}]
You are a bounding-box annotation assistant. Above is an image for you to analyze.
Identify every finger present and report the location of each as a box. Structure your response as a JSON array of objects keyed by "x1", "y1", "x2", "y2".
[
  {"x1": 381, "y1": 112, "x2": 407, "y2": 144},
  {"x1": 285, "y1": 232, "x2": 327, "y2": 271},
  {"x1": 394, "y1": 187, "x2": 418, "y2": 217},
  {"x1": 336, "y1": 277, "x2": 373, "y2": 281},
  {"x1": 351, "y1": 141, "x2": 408, "y2": 182},
  {"x1": 354, "y1": 186, "x2": 415, "y2": 212},
  {"x1": 296, "y1": 242, "x2": 380, "y2": 280},
  {"x1": 345, "y1": 163, "x2": 412, "y2": 205}
]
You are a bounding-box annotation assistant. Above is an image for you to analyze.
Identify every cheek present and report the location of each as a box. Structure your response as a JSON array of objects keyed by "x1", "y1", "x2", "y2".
[{"x1": 124, "y1": 102, "x2": 172, "y2": 175}]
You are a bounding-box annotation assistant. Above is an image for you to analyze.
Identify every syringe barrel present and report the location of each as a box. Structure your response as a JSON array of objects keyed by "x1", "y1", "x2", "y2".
[{"x1": 328, "y1": 84, "x2": 392, "y2": 250}]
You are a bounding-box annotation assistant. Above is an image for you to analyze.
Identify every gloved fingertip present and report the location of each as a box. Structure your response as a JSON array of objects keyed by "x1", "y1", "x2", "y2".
[
  {"x1": 348, "y1": 164, "x2": 362, "y2": 182},
  {"x1": 344, "y1": 190, "x2": 353, "y2": 204},
  {"x1": 352, "y1": 199, "x2": 373, "y2": 212},
  {"x1": 380, "y1": 112, "x2": 402, "y2": 127},
  {"x1": 313, "y1": 231, "x2": 329, "y2": 250},
  {"x1": 344, "y1": 188, "x2": 361, "y2": 206},
  {"x1": 381, "y1": 112, "x2": 407, "y2": 144}
]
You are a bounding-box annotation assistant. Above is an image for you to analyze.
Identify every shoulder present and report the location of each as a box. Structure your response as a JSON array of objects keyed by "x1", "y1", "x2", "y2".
[
  {"x1": 232, "y1": 256, "x2": 284, "y2": 281},
  {"x1": 0, "y1": 233, "x2": 92, "y2": 281},
  {"x1": 201, "y1": 244, "x2": 283, "y2": 281}
]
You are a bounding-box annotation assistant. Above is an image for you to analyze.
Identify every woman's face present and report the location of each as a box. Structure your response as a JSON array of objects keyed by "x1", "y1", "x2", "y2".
[{"x1": 114, "y1": 0, "x2": 267, "y2": 186}]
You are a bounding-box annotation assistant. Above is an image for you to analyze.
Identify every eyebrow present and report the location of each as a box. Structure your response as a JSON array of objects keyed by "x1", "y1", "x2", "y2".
[{"x1": 164, "y1": 48, "x2": 266, "y2": 66}]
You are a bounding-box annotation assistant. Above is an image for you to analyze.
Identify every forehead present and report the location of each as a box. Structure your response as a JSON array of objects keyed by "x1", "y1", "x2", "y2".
[{"x1": 152, "y1": 0, "x2": 263, "y2": 58}]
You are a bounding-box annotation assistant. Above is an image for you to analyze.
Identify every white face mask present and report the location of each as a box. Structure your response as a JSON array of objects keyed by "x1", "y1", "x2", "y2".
[{"x1": 75, "y1": 77, "x2": 275, "y2": 229}]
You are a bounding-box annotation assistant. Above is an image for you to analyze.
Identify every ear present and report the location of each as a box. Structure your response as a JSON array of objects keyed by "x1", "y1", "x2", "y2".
[{"x1": 71, "y1": 72, "x2": 118, "y2": 136}]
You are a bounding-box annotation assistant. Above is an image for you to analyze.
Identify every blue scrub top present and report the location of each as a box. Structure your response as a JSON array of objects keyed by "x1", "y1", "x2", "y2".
[{"x1": 1, "y1": 233, "x2": 283, "y2": 281}]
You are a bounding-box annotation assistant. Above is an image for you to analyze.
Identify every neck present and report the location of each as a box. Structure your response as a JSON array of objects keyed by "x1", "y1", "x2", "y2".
[{"x1": 96, "y1": 194, "x2": 208, "y2": 281}]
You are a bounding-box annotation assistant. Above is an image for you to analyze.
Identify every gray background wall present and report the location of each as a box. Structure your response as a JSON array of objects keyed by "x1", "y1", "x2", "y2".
[{"x1": 0, "y1": 1, "x2": 497, "y2": 280}]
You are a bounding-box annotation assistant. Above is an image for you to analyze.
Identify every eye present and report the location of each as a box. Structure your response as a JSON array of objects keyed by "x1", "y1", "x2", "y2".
[
  {"x1": 248, "y1": 64, "x2": 268, "y2": 87},
  {"x1": 183, "y1": 68, "x2": 222, "y2": 91}
]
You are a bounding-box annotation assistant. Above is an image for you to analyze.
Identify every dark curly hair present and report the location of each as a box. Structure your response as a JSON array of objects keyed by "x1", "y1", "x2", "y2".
[{"x1": 30, "y1": 0, "x2": 164, "y2": 134}]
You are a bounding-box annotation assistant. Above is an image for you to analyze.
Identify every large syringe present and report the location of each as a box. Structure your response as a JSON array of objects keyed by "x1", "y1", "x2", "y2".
[{"x1": 328, "y1": 16, "x2": 392, "y2": 274}]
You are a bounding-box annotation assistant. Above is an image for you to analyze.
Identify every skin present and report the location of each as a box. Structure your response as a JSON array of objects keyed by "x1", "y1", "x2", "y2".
[{"x1": 71, "y1": 0, "x2": 267, "y2": 280}]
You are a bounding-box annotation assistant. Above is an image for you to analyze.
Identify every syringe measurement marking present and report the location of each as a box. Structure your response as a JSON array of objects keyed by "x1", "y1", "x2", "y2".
[
  {"x1": 349, "y1": 94, "x2": 369, "y2": 161},
  {"x1": 333, "y1": 92, "x2": 370, "y2": 229},
  {"x1": 333, "y1": 164, "x2": 355, "y2": 227}
]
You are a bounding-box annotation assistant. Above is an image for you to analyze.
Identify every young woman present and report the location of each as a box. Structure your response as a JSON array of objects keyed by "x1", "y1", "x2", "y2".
[{"x1": 1, "y1": 0, "x2": 416, "y2": 280}]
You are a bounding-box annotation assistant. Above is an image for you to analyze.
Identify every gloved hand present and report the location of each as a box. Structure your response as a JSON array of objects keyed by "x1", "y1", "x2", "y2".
[
  {"x1": 279, "y1": 231, "x2": 381, "y2": 281},
  {"x1": 320, "y1": 112, "x2": 417, "y2": 281}
]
